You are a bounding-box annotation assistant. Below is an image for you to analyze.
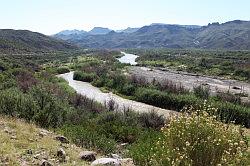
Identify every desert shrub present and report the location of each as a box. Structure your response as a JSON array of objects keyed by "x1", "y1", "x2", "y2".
[
  {"x1": 214, "y1": 102, "x2": 250, "y2": 128},
  {"x1": 119, "y1": 83, "x2": 136, "y2": 96},
  {"x1": 92, "y1": 75, "x2": 107, "y2": 87},
  {"x1": 73, "y1": 71, "x2": 96, "y2": 82},
  {"x1": 15, "y1": 69, "x2": 38, "y2": 92},
  {"x1": 135, "y1": 88, "x2": 199, "y2": 111},
  {"x1": 134, "y1": 87, "x2": 250, "y2": 127},
  {"x1": 216, "y1": 91, "x2": 241, "y2": 104},
  {"x1": 193, "y1": 84, "x2": 210, "y2": 99},
  {"x1": 156, "y1": 79, "x2": 186, "y2": 94},
  {"x1": 0, "y1": 73, "x2": 16, "y2": 90},
  {"x1": 134, "y1": 105, "x2": 248, "y2": 166},
  {"x1": 105, "y1": 98, "x2": 118, "y2": 112},
  {"x1": 69, "y1": 93, "x2": 105, "y2": 114},
  {"x1": 130, "y1": 74, "x2": 148, "y2": 86},
  {"x1": 128, "y1": 130, "x2": 164, "y2": 165},
  {"x1": 138, "y1": 111, "x2": 166, "y2": 130},
  {"x1": 29, "y1": 85, "x2": 69, "y2": 128},
  {"x1": 60, "y1": 124, "x2": 116, "y2": 153},
  {"x1": 110, "y1": 73, "x2": 127, "y2": 89},
  {"x1": 57, "y1": 67, "x2": 70, "y2": 74},
  {"x1": 0, "y1": 88, "x2": 38, "y2": 120},
  {"x1": 96, "y1": 110, "x2": 142, "y2": 143},
  {"x1": 234, "y1": 69, "x2": 250, "y2": 81}
]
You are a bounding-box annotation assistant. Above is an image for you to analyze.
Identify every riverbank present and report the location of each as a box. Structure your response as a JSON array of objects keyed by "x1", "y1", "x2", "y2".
[{"x1": 58, "y1": 72, "x2": 175, "y2": 118}]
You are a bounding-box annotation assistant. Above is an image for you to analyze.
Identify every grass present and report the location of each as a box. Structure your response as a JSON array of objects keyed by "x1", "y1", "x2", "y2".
[{"x1": 0, "y1": 115, "x2": 89, "y2": 166}]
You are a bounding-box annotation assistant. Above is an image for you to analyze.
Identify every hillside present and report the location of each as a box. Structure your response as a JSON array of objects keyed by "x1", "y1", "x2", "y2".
[
  {"x1": 0, "y1": 29, "x2": 78, "y2": 53},
  {"x1": 0, "y1": 116, "x2": 88, "y2": 165},
  {"x1": 54, "y1": 20, "x2": 250, "y2": 50}
]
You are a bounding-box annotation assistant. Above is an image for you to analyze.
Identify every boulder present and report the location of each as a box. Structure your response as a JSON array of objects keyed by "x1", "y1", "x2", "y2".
[
  {"x1": 55, "y1": 136, "x2": 69, "y2": 144},
  {"x1": 39, "y1": 129, "x2": 51, "y2": 137},
  {"x1": 110, "y1": 154, "x2": 121, "y2": 159},
  {"x1": 57, "y1": 148, "x2": 66, "y2": 161},
  {"x1": 26, "y1": 149, "x2": 33, "y2": 155},
  {"x1": 79, "y1": 151, "x2": 96, "y2": 162},
  {"x1": 40, "y1": 159, "x2": 53, "y2": 166},
  {"x1": 91, "y1": 158, "x2": 121, "y2": 166}
]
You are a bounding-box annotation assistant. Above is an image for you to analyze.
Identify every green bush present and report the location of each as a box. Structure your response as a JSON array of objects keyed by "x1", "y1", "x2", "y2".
[
  {"x1": 128, "y1": 130, "x2": 164, "y2": 165},
  {"x1": 60, "y1": 124, "x2": 117, "y2": 153},
  {"x1": 119, "y1": 83, "x2": 136, "y2": 96},
  {"x1": 134, "y1": 88, "x2": 199, "y2": 111},
  {"x1": 29, "y1": 85, "x2": 68, "y2": 128},
  {"x1": 138, "y1": 111, "x2": 166, "y2": 130},
  {"x1": 73, "y1": 71, "x2": 96, "y2": 82},
  {"x1": 0, "y1": 88, "x2": 38, "y2": 120},
  {"x1": 193, "y1": 85, "x2": 210, "y2": 99},
  {"x1": 57, "y1": 67, "x2": 70, "y2": 74}
]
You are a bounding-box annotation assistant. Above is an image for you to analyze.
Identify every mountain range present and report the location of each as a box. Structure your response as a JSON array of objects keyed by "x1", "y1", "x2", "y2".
[{"x1": 54, "y1": 20, "x2": 250, "y2": 50}]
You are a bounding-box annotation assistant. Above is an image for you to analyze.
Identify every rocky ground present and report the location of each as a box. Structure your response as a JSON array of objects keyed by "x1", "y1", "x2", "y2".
[
  {"x1": 0, "y1": 116, "x2": 134, "y2": 166},
  {"x1": 128, "y1": 66, "x2": 250, "y2": 100}
]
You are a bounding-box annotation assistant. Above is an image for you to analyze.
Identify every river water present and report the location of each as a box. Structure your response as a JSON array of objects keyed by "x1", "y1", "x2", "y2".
[{"x1": 117, "y1": 52, "x2": 139, "y2": 65}]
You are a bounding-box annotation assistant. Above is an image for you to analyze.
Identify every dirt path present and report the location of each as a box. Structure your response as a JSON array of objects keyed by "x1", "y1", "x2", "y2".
[
  {"x1": 58, "y1": 72, "x2": 175, "y2": 118},
  {"x1": 128, "y1": 66, "x2": 250, "y2": 97}
]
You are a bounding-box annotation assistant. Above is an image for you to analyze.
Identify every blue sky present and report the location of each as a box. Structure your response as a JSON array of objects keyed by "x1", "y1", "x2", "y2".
[{"x1": 0, "y1": 0, "x2": 249, "y2": 35}]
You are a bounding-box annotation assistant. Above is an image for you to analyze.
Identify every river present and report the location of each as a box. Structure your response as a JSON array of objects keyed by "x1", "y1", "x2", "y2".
[
  {"x1": 58, "y1": 52, "x2": 173, "y2": 117},
  {"x1": 117, "y1": 52, "x2": 139, "y2": 65},
  {"x1": 58, "y1": 71, "x2": 173, "y2": 117}
]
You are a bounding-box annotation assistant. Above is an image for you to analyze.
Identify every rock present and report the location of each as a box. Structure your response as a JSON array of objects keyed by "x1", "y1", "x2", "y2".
[
  {"x1": 40, "y1": 159, "x2": 53, "y2": 166},
  {"x1": 39, "y1": 132, "x2": 47, "y2": 137},
  {"x1": 34, "y1": 154, "x2": 41, "y2": 159},
  {"x1": 4, "y1": 127, "x2": 12, "y2": 134},
  {"x1": 120, "y1": 143, "x2": 128, "y2": 147},
  {"x1": 79, "y1": 151, "x2": 96, "y2": 162},
  {"x1": 91, "y1": 158, "x2": 121, "y2": 166},
  {"x1": 110, "y1": 154, "x2": 121, "y2": 159},
  {"x1": 232, "y1": 86, "x2": 241, "y2": 90},
  {"x1": 27, "y1": 149, "x2": 33, "y2": 154},
  {"x1": 55, "y1": 136, "x2": 69, "y2": 144},
  {"x1": 57, "y1": 148, "x2": 66, "y2": 161},
  {"x1": 39, "y1": 129, "x2": 52, "y2": 137},
  {"x1": 120, "y1": 158, "x2": 134, "y2": 166}
]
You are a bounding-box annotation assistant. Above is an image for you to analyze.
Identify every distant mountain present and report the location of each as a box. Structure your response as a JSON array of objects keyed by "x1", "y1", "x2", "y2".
[
  {"x1": 151, "y1": 23, "x2": 202, "y2": 29},
  {"x1": 56, "y1": 29, "x2": 87, "y2": 35},
  {"x1": 54, "y1": 20, "x2": 250, "y2": 50},
  {"x1": 116, "y1": 27, "x2": 140, "y2": 33},
  {"x1": 195, "y1": 20, "x2": 250, "y2": 49},
  {"x1": 89, "y1": 27, "x2": 112, "y2": 35},
  {"x1": 0, "y1": 29, "x2": 78, "y2": 53},
  {"x1": 54, "y1": 30, "x2": 88, "y2": 40}
]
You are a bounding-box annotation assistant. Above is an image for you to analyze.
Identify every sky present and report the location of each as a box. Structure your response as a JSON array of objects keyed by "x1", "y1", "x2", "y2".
[{"x1": 0, "y1": 0, "x2": 249, "y2": 35}]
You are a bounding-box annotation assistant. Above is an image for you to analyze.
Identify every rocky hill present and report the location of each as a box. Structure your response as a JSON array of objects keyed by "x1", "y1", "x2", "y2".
[
  {"x1": 54, "y1": 20, "x2": 250, "y2": 50},
  {"x1": 0, "y1": 29, "x2": 78, "y2": 53}
]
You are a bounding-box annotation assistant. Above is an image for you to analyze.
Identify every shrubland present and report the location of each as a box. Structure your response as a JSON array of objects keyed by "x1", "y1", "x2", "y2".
[{"x1": 0, "y1": 49, "x2": 249, "y2": 165}]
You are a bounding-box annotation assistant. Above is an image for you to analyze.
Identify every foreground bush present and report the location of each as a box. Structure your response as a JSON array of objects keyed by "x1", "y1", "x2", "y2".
[{"x1": 148, "y1": 105, "x2": 249, "y2": 166}]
